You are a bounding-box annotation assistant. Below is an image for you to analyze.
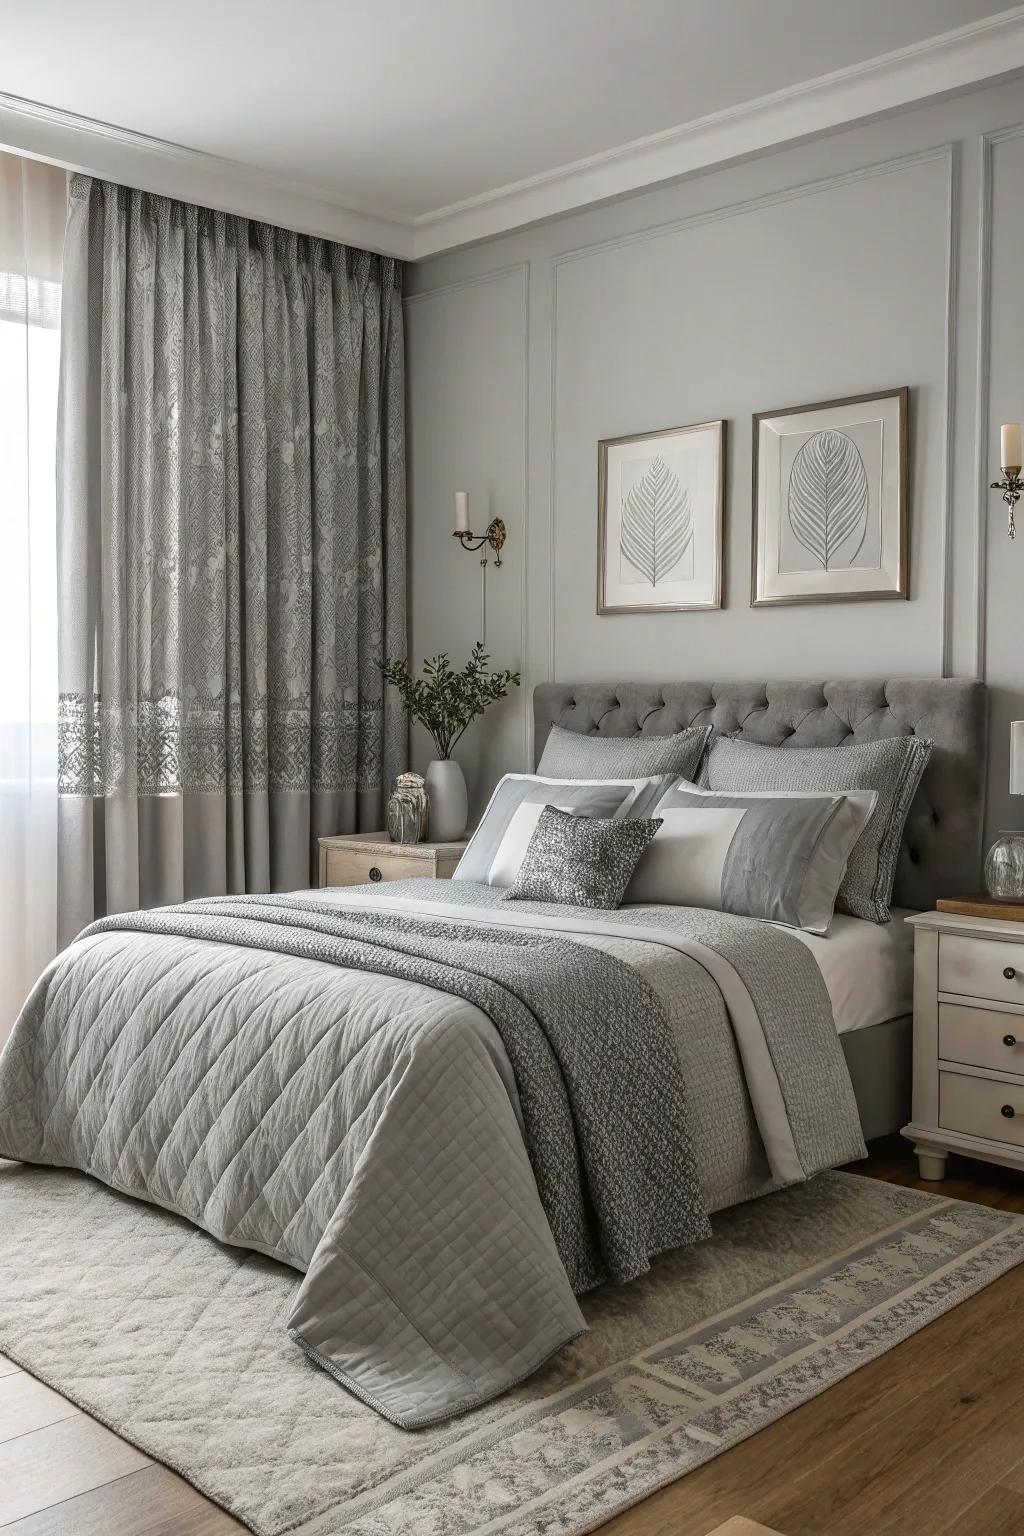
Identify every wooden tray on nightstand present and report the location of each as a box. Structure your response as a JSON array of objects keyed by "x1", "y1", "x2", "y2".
[{"x1": 936, "y1": 893, "x2": 1024, "y2": 922}]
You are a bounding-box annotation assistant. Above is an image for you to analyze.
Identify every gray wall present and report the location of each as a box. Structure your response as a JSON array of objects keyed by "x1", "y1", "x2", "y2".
[{"x1": 406, "y1": 76, "x2": 1024, "y2": 843}]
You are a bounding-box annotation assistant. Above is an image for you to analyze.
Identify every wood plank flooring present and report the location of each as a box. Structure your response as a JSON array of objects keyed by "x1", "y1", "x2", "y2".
[{"x1": 1, "y1": 1138, "x2": 1022, "y2": 1536}]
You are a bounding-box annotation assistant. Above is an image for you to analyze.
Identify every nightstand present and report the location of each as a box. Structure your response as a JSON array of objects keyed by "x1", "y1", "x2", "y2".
[
  {"x1": 318, "y1": 831, "x2": 467, "y2": 889},
  {"x1": 903, "y1": 909, "x2": 1024, "y2": 1180}
]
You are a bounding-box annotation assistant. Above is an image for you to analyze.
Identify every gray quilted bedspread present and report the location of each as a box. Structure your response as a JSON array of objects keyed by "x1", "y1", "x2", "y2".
[{"x1": 0, "y1": 881, "x2": 865, "y2": 1429}]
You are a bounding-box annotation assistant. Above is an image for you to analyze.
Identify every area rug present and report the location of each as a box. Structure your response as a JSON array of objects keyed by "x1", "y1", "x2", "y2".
[{"x1": 1, "y1": 1164, "x2": 1022, "y2": 1536}]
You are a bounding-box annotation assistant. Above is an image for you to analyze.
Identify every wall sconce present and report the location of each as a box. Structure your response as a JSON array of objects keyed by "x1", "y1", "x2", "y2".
[
  {"x1": 452, "y1": 492, "x2": 507, "y2": 642},
  {"x1": 992, "y1": 422, "x2": 1023, "y2": 540}
]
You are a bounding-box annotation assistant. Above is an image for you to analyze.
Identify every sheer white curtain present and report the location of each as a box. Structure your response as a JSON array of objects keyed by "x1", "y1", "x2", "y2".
[{"x1": 0, "y1": 152, "x2": 66, "y2": 1043}]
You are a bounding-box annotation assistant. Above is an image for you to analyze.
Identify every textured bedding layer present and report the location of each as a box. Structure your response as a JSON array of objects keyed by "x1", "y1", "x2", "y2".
[{"x1": 0, "y1": 880, "x2": 865, "y2": 1427}]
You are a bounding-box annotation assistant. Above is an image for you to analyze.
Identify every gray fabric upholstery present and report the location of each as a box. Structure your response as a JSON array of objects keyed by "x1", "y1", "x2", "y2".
[
  {"x1": 534, "y1": 680, "x2": 988, "y2": 910},
  {"x1": 841, "y1": 1015, "x2": 912, "y2": 1141},
  {"x1": 537, "y1": 723, "x2": 710, "y2": 781}
]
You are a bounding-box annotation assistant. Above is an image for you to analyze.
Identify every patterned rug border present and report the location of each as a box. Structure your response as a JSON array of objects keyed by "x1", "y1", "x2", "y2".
[
  {"x1": 3, "y1": 1176, "x2": 1023, "y2": 1536},
  {"x1": 501, "y1": 1208, "x2": 1024, "y2": 1536},
  {"x1": 295, "y1": 1186, "x2": 949, "y2": 1530},
  {"x1": 297, "y1": 1182, "x2": 1024, "y2": 1536}
]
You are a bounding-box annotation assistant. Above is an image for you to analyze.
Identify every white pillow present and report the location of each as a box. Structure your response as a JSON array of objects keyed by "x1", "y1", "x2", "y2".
[{"x1": 487, "y1": 801, "x2": 588, "y2": 886}]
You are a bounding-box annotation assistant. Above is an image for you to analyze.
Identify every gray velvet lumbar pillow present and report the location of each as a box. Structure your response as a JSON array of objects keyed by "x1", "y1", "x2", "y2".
[
  {"x1": 503, "y1": 805, "x2": 663, "y2": 909},
  {"x1": 704, "y1": 734, "x2": 933, "y2": 923},
  {"x1": 536, "y1": 723, "x2": 711, "y2": 783}
]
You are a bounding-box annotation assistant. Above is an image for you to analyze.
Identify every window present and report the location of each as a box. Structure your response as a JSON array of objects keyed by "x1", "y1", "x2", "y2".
[{"x1": 0, "y1": 152, "x2": 66, "y2": 1039}]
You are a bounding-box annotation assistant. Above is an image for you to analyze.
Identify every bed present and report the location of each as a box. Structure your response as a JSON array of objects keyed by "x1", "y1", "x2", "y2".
[
  {"x1": 535, "y1": 678, "x2": 987, "y2": 1140},
  {"x1": 0, "y1": 676, "x2": 987, "y2": 1430}
]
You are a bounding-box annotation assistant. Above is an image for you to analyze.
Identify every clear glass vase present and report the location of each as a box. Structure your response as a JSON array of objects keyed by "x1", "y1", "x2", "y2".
[
  {"x1": 386, "y1": 773, "x2": 428, "y2": 845},
  {"x1": 984, "y1": 831, "x2": 1024, "y2": 902}
]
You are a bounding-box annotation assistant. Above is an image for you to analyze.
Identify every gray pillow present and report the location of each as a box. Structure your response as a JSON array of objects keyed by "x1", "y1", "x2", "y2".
[
  {"x1": 536, "y1": 723, "x2": 710, "y2": 782},
  {"x1": 626, "y1": 781, "x2": 878, "y2": 933},
  {"x1": 704, "y1": 734, "x2": 933, "y2": 923},
  {"x1": 453, "y1": 772, "x2": 673, "y2": 884},
  {"x1": 504, "y1": 806, "x2": 663, "y2": 909}
]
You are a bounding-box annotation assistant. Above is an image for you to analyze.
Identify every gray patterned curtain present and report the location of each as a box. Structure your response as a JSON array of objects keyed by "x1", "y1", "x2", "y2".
[{"x1": 56, "y1": 175, "x2": 406, "y2": 946}]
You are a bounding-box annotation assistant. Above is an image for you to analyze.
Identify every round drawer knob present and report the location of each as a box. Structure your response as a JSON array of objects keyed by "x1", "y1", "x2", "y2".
[
  {"x1": 1002, "y1": 1104, "x2": 1016, "y2": 1119},
  {"x1": 369, "y1": 866, "x2": 383, "y2": 882},
  {"x1": 1005, "y1": 966, "x2": 1018, "y2": 980},
  {"x1": 1004, "y1": 1034, "x2": 1018, "y2": 1048}
]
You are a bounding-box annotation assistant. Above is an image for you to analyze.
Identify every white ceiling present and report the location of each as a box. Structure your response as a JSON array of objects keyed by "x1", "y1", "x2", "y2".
[{"x1": 1, "y1": 0, "x2": 1022, "y2": 257}]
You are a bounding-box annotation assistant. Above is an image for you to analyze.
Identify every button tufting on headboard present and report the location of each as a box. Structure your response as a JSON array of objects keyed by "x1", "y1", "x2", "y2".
[{"x1": 533, "y1": 679, "x2": 988, "y2": 910}]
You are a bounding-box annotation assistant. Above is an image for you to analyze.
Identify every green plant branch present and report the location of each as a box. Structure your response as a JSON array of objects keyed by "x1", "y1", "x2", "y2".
[{"x1": 382, "y1": 643, "x2": 521, "y2": 760}]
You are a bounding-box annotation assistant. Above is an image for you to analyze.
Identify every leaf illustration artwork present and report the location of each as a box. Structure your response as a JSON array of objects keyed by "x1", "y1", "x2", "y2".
[
  {"x1": 787, "y1": 429, "x2": 870, "y2": 570},
  {"x1": 619, "y1": 455, "x2": 693, "y2": 586}
]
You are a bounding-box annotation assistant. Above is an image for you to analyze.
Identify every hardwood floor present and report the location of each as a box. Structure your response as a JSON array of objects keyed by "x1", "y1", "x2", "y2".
[{"x1": 1, "y1": 1139, "x2": 1022, "y2": 1536}]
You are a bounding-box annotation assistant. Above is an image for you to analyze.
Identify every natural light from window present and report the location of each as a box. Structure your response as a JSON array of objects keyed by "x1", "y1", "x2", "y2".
[
  {"x1": 0, "y1": 279, "x2": 59, "y2": 741},
  {"x1": 0, "y1": 257, "x2": 61, "y2": 1040}
]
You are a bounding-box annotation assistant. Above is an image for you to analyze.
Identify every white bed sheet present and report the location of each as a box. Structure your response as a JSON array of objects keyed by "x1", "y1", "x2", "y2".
[
  {"x1": 788, "y1": 908, "x2": 916, "y2": 1035},
  {"x1": 319, "y1": 877, "x2": 914, "y2": 1037}
]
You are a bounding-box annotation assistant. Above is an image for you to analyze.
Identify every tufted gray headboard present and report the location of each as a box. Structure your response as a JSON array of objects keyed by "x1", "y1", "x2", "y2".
[{"x1": 533, "y1": 679, "x2": 988, "y2": 911}]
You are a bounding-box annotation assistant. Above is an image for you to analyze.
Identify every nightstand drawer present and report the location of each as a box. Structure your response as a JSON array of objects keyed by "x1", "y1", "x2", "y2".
[
  {"x1": 323, "y1": 846, "x2": 435, "y2": 886},
  {"x1": 939, "y1": 1069, "x2": 1024, "y2": 1147},
  {"x1": 938, "y1": 933, "x2": 1024, "y2": 1005},
  {"x1": 939, "y1": 1002, "x2": 1024, "y2": 1075}
]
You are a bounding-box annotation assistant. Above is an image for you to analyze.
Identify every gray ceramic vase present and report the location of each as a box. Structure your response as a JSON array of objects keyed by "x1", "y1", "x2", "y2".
[{"x1": 425, "y1": 759, "x2": 468, "y2": 842}]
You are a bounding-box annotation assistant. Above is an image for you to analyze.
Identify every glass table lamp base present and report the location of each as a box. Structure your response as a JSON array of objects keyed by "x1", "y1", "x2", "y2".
[{"x1": 984, "y1": 831, "x2": 1024, "y2": 901}]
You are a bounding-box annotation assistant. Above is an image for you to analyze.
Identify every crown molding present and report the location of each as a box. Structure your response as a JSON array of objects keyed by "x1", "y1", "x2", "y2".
[
  {"x1": 3, "y1": 6, "x2": 1024, "y2": 262},
  {"x1": 0, "y1": 91, "x2": 415, "y2": 259},
  {"x1": 411, "y1": 6, "x2": 1024, "y2": 257}
]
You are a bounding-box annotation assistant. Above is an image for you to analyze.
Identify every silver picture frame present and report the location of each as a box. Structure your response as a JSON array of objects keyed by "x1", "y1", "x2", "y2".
[
  {"x1": 752, "y1": 387, "x2": 909, "y2": 607},
  {"x1": 597, "y1": 419, "x2": 725, "y2": 615}
]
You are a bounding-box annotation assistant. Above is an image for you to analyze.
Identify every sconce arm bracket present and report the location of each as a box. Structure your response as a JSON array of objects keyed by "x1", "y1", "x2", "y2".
[{"x1": 452, "y1": 517, "x2": 507, "y2": 566}]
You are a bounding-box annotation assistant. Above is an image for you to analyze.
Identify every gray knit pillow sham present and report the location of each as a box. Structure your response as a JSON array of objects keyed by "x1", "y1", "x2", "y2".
[
  {"x1": 536, "y1": 723, "x2": 711, "y2": 782},
  {"x1": 704, "y1": 734, "x2": 933, "y2": 922},
  {"x1": 504, "y1": 806, "x2": 663, "y2": 909}
]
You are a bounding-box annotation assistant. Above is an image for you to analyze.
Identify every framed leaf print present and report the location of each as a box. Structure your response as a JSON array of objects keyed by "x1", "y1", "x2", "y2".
[
  {"x1": 598, "y1": 420, "x2": 724, "y2": 614},
  {"x1": 752, "y1": 388, "x2": 908, "y2": 606}
]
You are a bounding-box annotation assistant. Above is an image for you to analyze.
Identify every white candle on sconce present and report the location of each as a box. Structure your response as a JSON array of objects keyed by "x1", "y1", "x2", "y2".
[
  {"x1": 454, "y1": 491, "x2": 470, "y2": 533},
  {"x1": 1001, "y1": 423, "x2": 1022, "y2": 472}
]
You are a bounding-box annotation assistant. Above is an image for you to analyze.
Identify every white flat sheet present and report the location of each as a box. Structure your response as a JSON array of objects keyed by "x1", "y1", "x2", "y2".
[
  {"x1": 318, "y1": 879, "x2": 914, "y2": 1037},
  {"x1": 789, "y1": 908, "x2": 916, "y2": 1035}
]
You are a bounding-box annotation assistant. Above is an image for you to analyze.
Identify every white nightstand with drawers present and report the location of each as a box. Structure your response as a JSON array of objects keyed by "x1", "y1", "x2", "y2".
[{"x1": 903, "y1": 909, "x2": 1024, "y2": 1180}]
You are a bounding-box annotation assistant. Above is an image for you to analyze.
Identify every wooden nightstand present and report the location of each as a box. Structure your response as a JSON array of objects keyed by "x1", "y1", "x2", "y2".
[
  {"x1": 903, "y1": 909, "x2": 1024, "y2": 1180},
  {"x1": 318, "y1": 831, "x2": 467, "y2": 889}
]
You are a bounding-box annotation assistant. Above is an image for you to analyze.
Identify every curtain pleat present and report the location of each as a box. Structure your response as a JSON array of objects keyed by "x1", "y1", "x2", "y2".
[{"x1": 56, "y1": 176, "x2": 407, "y2": 947}]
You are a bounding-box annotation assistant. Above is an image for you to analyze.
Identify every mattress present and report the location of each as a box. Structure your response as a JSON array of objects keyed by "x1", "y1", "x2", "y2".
[{"x1": 790, "y1": 907, "x2": 916, "y2": 1035}]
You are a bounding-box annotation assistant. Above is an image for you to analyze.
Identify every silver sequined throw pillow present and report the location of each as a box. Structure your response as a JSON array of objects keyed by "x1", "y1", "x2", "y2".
[{"x1": 504, "y1": 805, "x2": 663, "y2": 909}]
